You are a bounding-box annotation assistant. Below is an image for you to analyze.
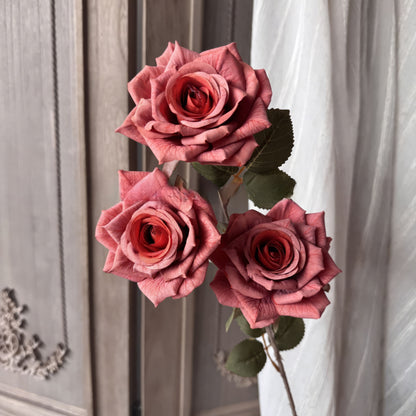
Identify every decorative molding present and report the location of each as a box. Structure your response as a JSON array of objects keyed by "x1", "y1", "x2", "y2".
[
  {"x1": 0, "y1": 382, "x2": 87, "y2": 416},
  {"x1": 0, "y1": 288, "x2": 67, "y2": 380}
]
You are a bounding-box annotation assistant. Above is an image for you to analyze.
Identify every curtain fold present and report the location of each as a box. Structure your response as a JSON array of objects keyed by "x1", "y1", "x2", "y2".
[{"x1": 251, "y1": 1, "x2": 415, "y2": 415}]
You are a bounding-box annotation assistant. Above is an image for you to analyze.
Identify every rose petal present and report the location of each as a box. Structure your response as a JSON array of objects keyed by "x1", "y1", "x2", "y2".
[
  {"x1": 274, "y1": 291, "x2": 330, "y2": 319},
  {"x1": 128, "y1": 65, "x2": 164, "y2": 103},
  {"x1": 107, "y1": 247, "x2": 148, "y2": 282},
  {"x1": 210, "y1": 270, "x2": 240, "y2": 308},
  {"x1": 116, "y1": 108, "x2": 147, "y2": 145},
  {"x1": 138, "y1": 276, "x2": 182, "y2": 307},
  {"x1": 199, "y1": 46, "x2": 246, "y2": 90},
  {"x1": 254, "y1": 69, "x2": 272, "y2": 106},
  {"x1": 118, "y1": 170, "x2": 149, "y2": 200},
  {"x1": 95, "y1": 202, "x2": 124, "y2": 251},
  {"x1": 296, "y1": 242, "x2": 325, "y2": 288},
  {"x1": 144, "y1": 136, "x2": 209, "y2": 164},
  {"x1": 268, "y1": 199, "x2": 306, "y2": 224},
  {"x1": 155, "y1": 42, "x2": 175, "y2": 66},
  {"x1": 317, "y1": 252, "x2": 342, "y2": 285},
  {"x1": 104, "y1": 203, "x2": 139, "y2": 244},
  {"x1": 191, "y1": 211, "x2": 221, "y2": 272},
  {"x1": 123, "y1": 168, "x2": 169, "y2": 208},
  {"x1": 173, "y1": 263, "x2": 208, "y2": 298},
  {"x1": 225, "y1": 264, "x2": 269, "y2": 299},
  {"x1": 164, "y1": 41, "x2": 199, "y2": 71},
  {"x1": 306, "y1": 212, "x2": 327, "y2": 249},
  {"x1": 233, "y1": 292, "x2": 277, "y2": 329},
  {"x1": 230, "y1": 97, "x2": 271, "y2": 141}
]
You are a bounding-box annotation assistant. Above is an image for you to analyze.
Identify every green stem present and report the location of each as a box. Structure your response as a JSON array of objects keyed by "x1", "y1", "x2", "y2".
[{"x1": 266, "y1": 325, "x2": 298, "y2": 416}]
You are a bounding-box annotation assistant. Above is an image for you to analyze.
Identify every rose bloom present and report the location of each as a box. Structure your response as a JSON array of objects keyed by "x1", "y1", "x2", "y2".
[
  {"x1": 116, "y1": 42, "x2": 272, "y2": 166},
  {"x1": 95, "y1": 168, "x2": 220, "y2": 306},
  {"x1": 210, "y1": 199, "x2": 341, "y2": 328}
]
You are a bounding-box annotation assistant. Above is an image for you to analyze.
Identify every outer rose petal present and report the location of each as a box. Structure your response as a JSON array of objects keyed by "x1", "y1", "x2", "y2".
[
  {"x1": 115, "y1": 109, "x2": 147, "y2": 145},
  {"x1": 95, "y1": 202, "x2": 123, "y2": 251},
  {"x1": 233, "y1": 292, "x2": 277, "y2": 329},
  {"x1": 268, "y1": 199, "x2": 306, "y2": 223},
  {"x1": 118, "y1": 170, "x2": 149, "y2": 200},
  {"x1": 173, "y1": 262, "x2": 208, "y2": 299},
  {"x1": 155, "y1": 42, "x2": 175, "y2": 66},
  {"x1": 128, "y1": 65, "x2": 164, "y2": 103},
  {"x1": 210, "y1": 270, "x2": 240, "y2": 308},
  {"x1": 123, "y1": 168, "x2": 169, "y2": 207},
  {"x1": 105, "y1": 247, "x2": 147, "y2": 283},
  {"x1": 254, "y1": 69, "x2": 272, "y2": 106},
  {"x1": 274, "y1": 291, "x2": 330, "y2": 319},
  {"x1": 138, "y1": 276, "x2": 182, "y2": 307},
  {"x1": 305, "y1": 211, "x2": 327, "y2": 249}
]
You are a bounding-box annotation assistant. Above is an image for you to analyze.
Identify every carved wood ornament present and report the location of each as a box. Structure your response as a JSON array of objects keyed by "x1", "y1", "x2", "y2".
[{"x1": 0, "y1": 288, "x2": 67, "y2": 380}]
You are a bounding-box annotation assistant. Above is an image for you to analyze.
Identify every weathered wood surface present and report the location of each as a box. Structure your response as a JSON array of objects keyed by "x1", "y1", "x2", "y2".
[
  {"x1": 140, "y1": 1, "x2": 200, "y2": 414},
  {"x1": 84, "y1": 0, "x2": 133, "y2": 415},
  {"x1": 0, "y1": 0, "x2": 92, "y2": 414}
]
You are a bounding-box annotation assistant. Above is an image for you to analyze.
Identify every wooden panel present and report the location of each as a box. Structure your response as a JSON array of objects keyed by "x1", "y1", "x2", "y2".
[
  {"x1": 0, "y1": 0, "x2": 92, "y2": 413},
  {"x1": 84, "y1": 0, "x2": 133, "y2": 415},
  {"x1": 140, "y1": 1, "x2": 201, "y2": 416},
  {"x1": 0, "y1": 383, "x2": 87, "y2": 416}
]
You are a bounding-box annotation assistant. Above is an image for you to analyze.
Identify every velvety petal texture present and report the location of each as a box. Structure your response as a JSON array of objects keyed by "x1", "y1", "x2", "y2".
[
  {"x1": 116, "y1": 41, "x2": 272, "y2": 166},
  {"x1": 210, "y1": 199, "x2": 341, "y2": 328},
  {"x1": 96, "y1": 168, "x2": 221, "y2": 306}
]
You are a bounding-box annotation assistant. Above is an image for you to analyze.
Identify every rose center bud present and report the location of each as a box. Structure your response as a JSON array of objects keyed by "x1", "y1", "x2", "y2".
[
  {"x1": 140, "y1": 223, "x2": 169, "y2": 251},
  {"x1": 167, "y1": 73, "x2": 218, "y2": 120},
  {"x1": 251, "y1": 230, "x2": 294, "y2": 272},
  {"x1": 181, "y1": 84, "x2": 212, "y2": 115},
  {"x1": 130, "y1": 215, "x2": 172, "y2": 263}
]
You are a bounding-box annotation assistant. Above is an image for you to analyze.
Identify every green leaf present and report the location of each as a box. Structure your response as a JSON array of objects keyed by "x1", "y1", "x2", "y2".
[
  {"x1": 191, "y1": 163, "x2": 238, "y2": 187},
  {"x1": 225, "y1": 339, "x2": 267, "y2": 377},
  {"x1": 236, "y1": 314, "x2": 265, "y2": 338},
  {"x1": 274, "y1": 316, "x2": 305, "y2": 351},
  {"x1": 246, "y1": 109, "x2": 294, "y2": 174},
  {"x1": 243, "y1": 169, "x2": 296, "y2": 209},
  {"x1": 225, "y1": 308, "x2": 242, "y2": 332}
]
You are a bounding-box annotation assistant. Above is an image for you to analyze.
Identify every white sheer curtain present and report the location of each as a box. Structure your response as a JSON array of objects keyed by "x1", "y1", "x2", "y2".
[{"x1": 251, "y1": 1, "x2": 416, "y2": 415}]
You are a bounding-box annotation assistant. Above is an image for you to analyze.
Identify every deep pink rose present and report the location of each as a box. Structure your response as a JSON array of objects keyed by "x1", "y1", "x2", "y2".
[
  {"x1": 95, "y1": 168, "x2": 221, "y2": 306},
  {"x1": 116, "y1": 42, "x2": 272, "y2": 166},
  {"x1": 210, "y1": 199, "x2": 341, "y2": 328}
]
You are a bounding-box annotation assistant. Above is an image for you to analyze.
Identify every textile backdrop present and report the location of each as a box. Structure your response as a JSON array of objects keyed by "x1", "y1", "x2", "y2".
[{"x1": 251, "y1": 1, "x2": 416, "y2": 415}]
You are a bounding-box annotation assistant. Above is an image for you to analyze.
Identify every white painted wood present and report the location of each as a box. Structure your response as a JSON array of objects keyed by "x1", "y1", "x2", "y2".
[
  {"x1": 0, "y1": 383, "x2": 87, "y2": 416},
  {"x1": 84, "y1": 0, "x2": 132, "y2": 415},
  {"x1": 0, "y1": 0, "x2": 92, "y2": 413}
]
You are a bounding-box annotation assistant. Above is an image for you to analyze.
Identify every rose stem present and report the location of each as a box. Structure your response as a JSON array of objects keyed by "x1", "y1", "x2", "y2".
[
  {"x1": 218, "y1": 166, "x2": 246, "y2": 222},
  {"x1": 261, "y1": 334, "x2": 280, "y2": 373},
  {"x1": 266, "y1": 325, "x2": 298, "y2": 416}
]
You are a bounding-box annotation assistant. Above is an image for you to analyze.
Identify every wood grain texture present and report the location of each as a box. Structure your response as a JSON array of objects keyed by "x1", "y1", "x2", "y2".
[
  {"x1": 0, "y1": 0, "x2": 91, "y2": 412},
  {"x1": 84, "y1": 0, "x2": 132, "y2": 415},
  {"x1": 140, "y1": 1, "x2": 198, "y2": 416}
]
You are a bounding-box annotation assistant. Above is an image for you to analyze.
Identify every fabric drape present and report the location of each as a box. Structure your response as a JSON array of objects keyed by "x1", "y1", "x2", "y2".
[{"x1": 251, "y1": 1, "x2": 416, "y2": 415}]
